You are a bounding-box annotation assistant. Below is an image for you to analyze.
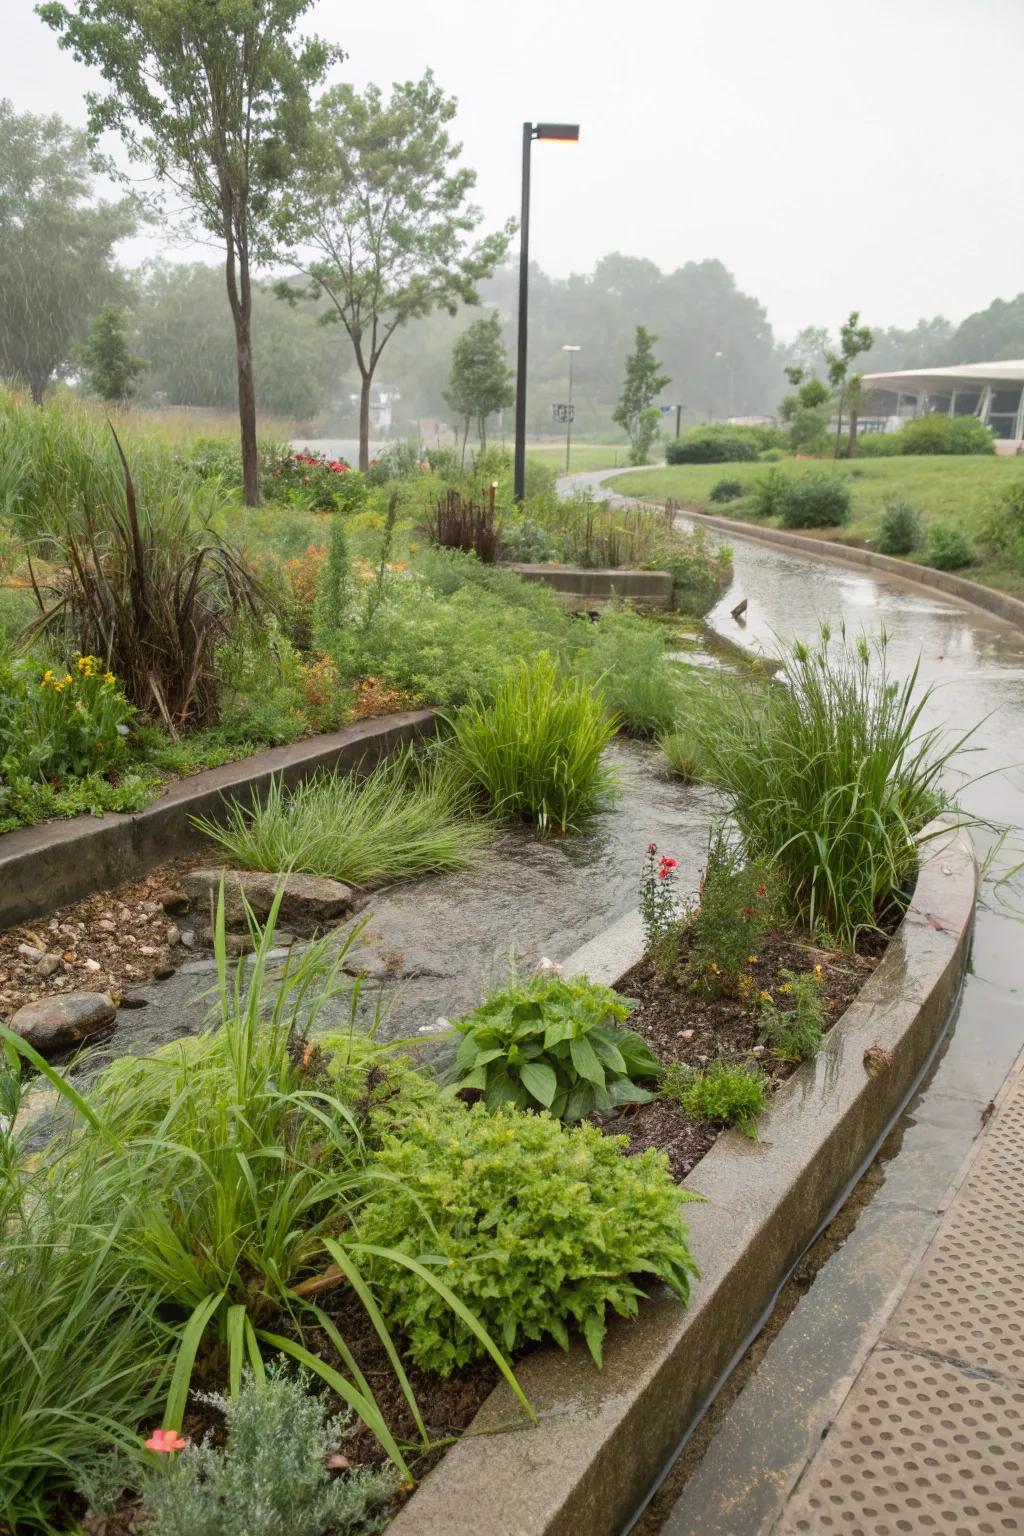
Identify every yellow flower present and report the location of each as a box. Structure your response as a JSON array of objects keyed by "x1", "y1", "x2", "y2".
[
  {"x1": 63, "y1": 673, "x2": 72, "y2": 686},
  {"x1": 779, "y1": 982, "x2": 792, "y2": 995},
  {"x1": 746, "y1": 954, "x2": 758, "y2": 965},
  {"x1": 758, "y1": 989, "x2": 772, "y2": 1003},
  {"x1": 103, "y1": 672, "x2": 116, "y2": 686}
]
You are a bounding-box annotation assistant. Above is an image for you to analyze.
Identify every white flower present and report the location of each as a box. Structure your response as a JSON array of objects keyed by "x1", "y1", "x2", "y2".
[{"x1": 536, "y1": 957, "x2": 562, "y2": 975}]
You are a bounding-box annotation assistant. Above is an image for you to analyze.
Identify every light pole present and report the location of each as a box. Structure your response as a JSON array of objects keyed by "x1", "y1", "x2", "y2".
[
  {"x1": 563, "y1": 343, "x2": 580, "y2": 473},
  {"x1": 514, "y1": 121, "x2": 580, "y2": 501},
  {"x1": 714, "y1": 351, "x2": 736, "y2": 419}
]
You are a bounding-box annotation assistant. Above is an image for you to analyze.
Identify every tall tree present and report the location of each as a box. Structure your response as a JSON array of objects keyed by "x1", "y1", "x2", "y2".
[
  {"x1": 826, "y1": 310, "x2": 874, "y2": 458},
  {"x1": 76, "y1": 305, "x2": 145, "y2": 401},
  {"x1": 0, "y1": 101, "x2": 135, "y2": 401},
  {"x1": 38, "y1": 0, "x2": 339, "y2": 504},
  {"x1": 276, "y1": 71, "x2": 513, "y2": 471},
  {"x1": 443, "y1": 311, "x2": 514, "y2": 462},
  {"x1": 613, "y1": 325, "x2": 670, "y2": 465}
]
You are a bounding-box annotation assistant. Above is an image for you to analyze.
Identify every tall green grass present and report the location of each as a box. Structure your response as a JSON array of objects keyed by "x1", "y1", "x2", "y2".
[
  {"x1": 447, "y1": 653, "x2": 618, "y2": 833},
  {"x1": 577, "y1": 609, "x2": 686, "y2": 737},
  {"x1": 681, "y1": 625, "x2": 969, "y2": 945},
  {"x1": 193, "y1": 746, "x2": 488, "y2": 883}
]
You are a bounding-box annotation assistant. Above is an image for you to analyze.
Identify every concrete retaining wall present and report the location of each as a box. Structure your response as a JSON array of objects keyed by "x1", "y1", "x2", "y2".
[
  {"x1": 665, "y1": 504, "x2": 1024, "y2": 629},
  {"x1": 0, "y1": 710, "x2": 437, "y2": 930},
  {"x1": 388, "y1": 820, "x2": 976, "y2": 1536},
  {"x1": 502, "y1": 562, "x2": 674, "y2": 609}
]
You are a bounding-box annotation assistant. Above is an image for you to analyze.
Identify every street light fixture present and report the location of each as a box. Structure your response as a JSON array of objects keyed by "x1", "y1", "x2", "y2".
[
  {"x1": 562, "y1": 344, "x2": 581, "y2": 474},
  {"x1": 514, "y1": 121, "x2": 580, "y2": 501}
]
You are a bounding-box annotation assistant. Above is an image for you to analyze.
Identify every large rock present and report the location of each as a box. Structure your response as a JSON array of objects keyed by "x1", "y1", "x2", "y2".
[
  {"x1": 183, "y1": 868, "x2": 353, "y2": 935},
  {"x1": 9, "y1": 991, "x2": 116, "y2": 1055}
]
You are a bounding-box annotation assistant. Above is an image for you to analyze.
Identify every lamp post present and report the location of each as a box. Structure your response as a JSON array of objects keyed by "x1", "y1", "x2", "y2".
[
  {"x1": 514, "y1": 121, "x2": 580, "y2": 501},
  {"x1": 563, "y1": 343, "x2": 580, "y2": 474},
  {"x1": 714, "y1": 350, "x2": 736, "y2": 419}
]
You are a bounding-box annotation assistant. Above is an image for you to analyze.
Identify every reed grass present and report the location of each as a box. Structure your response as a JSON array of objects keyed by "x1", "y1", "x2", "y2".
[
  {"x1": 192, "y1": 746, "x2": 488, "y2": 884},
  {"x1": 447, "y1": 653, "x2": 618, "y2": 833}
]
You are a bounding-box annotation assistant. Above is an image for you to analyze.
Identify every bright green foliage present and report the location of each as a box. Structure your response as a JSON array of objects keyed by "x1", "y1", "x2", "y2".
[
  {"x1": 0, "y1": 103, "x2": 136, "y2": 401},
  {"x1": 444, "y1": 311, "x2": 515, "y2": 457},
  {"x1": 451, "y1": 972, "x2": 661, "y2": 1121},
  {"x1": 860, "y1": 414, "x2": 996, "y2": 457},
  {"x1": 138, "y1": 1366, "x2": 397, "y2": 1536},
  {"x1": 687, "y1": 828, "x2": 772, "y2": 993},
  {"x1": 777, "y1": 473, "x2": 851, "y2": 528},
  {"x1": 447, "y1": 653, "x2": 618, "y2": 832},
  {"x1": 276, "y1": 72, "x2": 512, "y2": 469},
  {"x1": 1, "y1": 653, "x2": 133, "y2": 782},
  {"x1": 650, "y1": 530, "x2": 734, "y2": 616},
  {"x1": 359, "y1": 1101, "x2": 699, "y2": 1373},
  {"x1": 613, "y1": 325, "x2": 671, "y2": 466},
  {"x1": 76, "y1": 305, "x2": 145, "y2": 402},
  {"x1": 825, "y1": 310, "x2": 874, "y2": 458},
  {"x1": 193, "y1": 748, "x2": 487, "y2": 885},
  {"x1": 748, "y1": 467, "x2": 791, "y2": 520},
  {"x1": 683, "y1": 626, "x2": 965, "y2": 945},
  {"x1": 760, "y1": 969, "x2": 825, "y2": 1060},
  {"x1": 709, "y1": 477, "x2": 744, "y2": 503},
  {"x1": 660, "y1": 728, "x2": 712, "y2": 785},
  {"x1": 665, "y1": 426, "x2": 759, "y2": 465},
  {"x1": 662, "y1": 1059, "x2": 768, "y2": 1138},
  {"x1": 980, "y1": 480, "x2": 1024, "y2": 569},
  {"x1": 876, "y1": 495, "x2": 922, "y2": 555},
  {"x1": 313, "y1": 515, "x2": 351, "y2": 654},
  {"x1": 926, "y1": 522, "x2": 973, "y2": 570},
  {"x1": 577, "y1": 609, "x2": 685, "y2": 737}
]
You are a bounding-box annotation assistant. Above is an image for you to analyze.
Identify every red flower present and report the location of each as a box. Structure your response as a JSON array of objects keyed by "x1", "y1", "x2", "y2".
[
  {"x1": 646, "y1": 841, "x2": 657, "y2": 855},
  {"x1": 757, "y1": 883, "x2": 767, "y2": 897},
  {"x1": 658, "y1": 856, "x2": 678, "y2": 871},
  {"x1": 145, "y1": 1428, "x2": 187, "y2": 1454}
]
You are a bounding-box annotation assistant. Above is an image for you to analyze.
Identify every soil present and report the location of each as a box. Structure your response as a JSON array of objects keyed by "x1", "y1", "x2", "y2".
[
  {"x1": 608, "y1": 922, "x2": 886, "y2": 1178},
  {"x1": 0, "y1": 853, "x2": 207, "y2": 1021}
]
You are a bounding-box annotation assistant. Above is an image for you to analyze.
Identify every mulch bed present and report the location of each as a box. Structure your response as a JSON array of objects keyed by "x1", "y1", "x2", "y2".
[{"x1": 608, "y1": 922, "x2": 887, "y2": 1179}]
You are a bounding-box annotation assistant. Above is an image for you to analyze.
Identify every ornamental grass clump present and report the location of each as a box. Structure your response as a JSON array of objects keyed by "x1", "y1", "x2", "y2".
[
  {"x1": 446, "y1": 652, "x2": 618, "y2": 833},
  {"x1": 684, "y1": 625, "x2": 968, "y2": 947},
  {"x1": 577, "y1": 609, "x2": 686, "y2": 738},
  {"x1": 192, "y1": 745, "x2": 488, "y2": 885},
  {"x1": 451, "y1": 971, "x2": 662, "y2": 1120},
  {"x1": 358, "y1": 1101, "x2": 699, "y2": 1373}
]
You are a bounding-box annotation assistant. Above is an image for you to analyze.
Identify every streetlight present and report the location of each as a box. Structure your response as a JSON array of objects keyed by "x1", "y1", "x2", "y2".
[
  {"x1": 514, "y1": 121, "x2": 580, "y2": 501},
  {"x1": 562, "y1": 343, "x2": 581, "y2": 474},
  {"x1": 714, "y1": 351, "x2": 736, "y2": 419}
]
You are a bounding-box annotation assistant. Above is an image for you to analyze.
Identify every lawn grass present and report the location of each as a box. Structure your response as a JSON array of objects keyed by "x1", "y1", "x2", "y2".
[
  {"x1": 606, "y1": 456, "x2": 1024, "y2": 596},
  {"x1": 526, "y1": 442, "x2": 630, "y2": 474}
]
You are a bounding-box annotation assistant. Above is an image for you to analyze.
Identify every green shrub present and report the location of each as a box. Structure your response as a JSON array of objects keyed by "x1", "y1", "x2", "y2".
[
  {"x1": 926, "y1": 522, "x2": 973, "y2": 570},
  {"x1": 875, "y1": 495, "x2": 922, "y2": 555},
  {"x1": 777, "y1": 473, "x2": 851, "y2": 529},
  {"x1": 263, "y1": 449, "x2": 368, "y2": 513},
  {"x1": 681, "y1": 627, "x2": 965, "y2": 946},
  {"x1": 500, "y1": 517, "x2": 565, "y2": 563},
  {"x1": 137, "y1": 1366, "x2": 396, "y2": 1536},
  {"x1": 1, "y1": 653, "x2": 134, "y2": 784},
  {"x1": 979, "y1": 481, "x2": 1024, "y2": 569},
  {"x1": 748, "y1": 467, "x2": 792, "y2": 520},
  {"x1": 759, "y1": 447, "x2": 784, "y2": 462},
  {"x1": 193, "y1": 747, "x2": 487, "y2": 886},
  {"x1": 686, "y1": 828, "x2": 772, "y2": 992},
  {"x1": 709, "y1": 477, "x2": 744, "y2": 503},
  {"x1": 666, "y1": 426, "x2": 759, "y2": 464},
  {"x1": 896, "y1": 414, "x2": 995, "y2": 456},
  {"x1": 855, "y1": 431, "x2": 901, "y2": 458},
  {"x1": 661, "y1": 1059, "x2": 768, "y2": 1138},
  {"x1": 650, "y1": 531, "x2": 733, "y2": 617},
  {"x1": 447, "y1": 653, "x2": 617, "y2": 833},
  {"x1": 452, "y1": 971, "x2": 661, "y2": 1120},
  {"x1": 359, "y1": 1100, "x2": 699, "y2": 1372},
  {"x1": 760, "y1": 969, "x2": 825, "y2": 1060},
  {"x1": 577, "y1": 609, "x2": 684, "y2": 737}
]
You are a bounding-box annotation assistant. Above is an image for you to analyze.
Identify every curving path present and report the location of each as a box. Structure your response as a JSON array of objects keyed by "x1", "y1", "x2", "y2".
[{"x1": 559, "y1": 468, "x2": 1024, "y2": 1535}]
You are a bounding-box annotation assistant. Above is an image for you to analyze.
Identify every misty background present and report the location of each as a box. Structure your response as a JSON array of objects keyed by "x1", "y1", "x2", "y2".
[{"x1": 4, "y1": 0, "x2": 1024, "y2": 437}]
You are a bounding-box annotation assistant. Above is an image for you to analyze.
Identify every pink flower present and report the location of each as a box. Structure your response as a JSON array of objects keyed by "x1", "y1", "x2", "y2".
[
  {"x1": 646, "y1": 841, "x2": 657, "y2": 855},
  {"x1": 145, "y1": 1429, "x2": 188, "y2": 1454}
]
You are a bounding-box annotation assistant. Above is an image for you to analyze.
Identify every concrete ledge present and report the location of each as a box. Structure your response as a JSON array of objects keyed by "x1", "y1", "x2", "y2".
[
  {"x1": 502, "y1": 562, "x2": 674, "y2": 609},
  {"x1": 0, "y1": 710, "x2": 437, "y2": 930},
  {"x1": 388, "y1": 819, "x2": 976, "y2": 1536},
  {"x1": 661, "y1": 504, "x2": 1024, "y2": 629}
]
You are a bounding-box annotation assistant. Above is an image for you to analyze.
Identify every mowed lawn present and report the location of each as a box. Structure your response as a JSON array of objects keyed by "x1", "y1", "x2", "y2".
[
  {"x1": 606, "y1": 455, "x2": 1024, "y2": 597},
  {"x1": 527, "y1": 441, "x2": 631, "y2": 474}
]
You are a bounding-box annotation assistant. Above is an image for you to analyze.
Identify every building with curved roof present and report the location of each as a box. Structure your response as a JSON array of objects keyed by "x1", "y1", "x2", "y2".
[{"x1": 862, "y1": 360, "x2": 1024, "y2": 452}]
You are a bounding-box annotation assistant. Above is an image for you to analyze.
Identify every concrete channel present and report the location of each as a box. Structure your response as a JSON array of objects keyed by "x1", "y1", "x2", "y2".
[{"x1": 568, "y1": 469, "x2": 1024, "y2": 1535}]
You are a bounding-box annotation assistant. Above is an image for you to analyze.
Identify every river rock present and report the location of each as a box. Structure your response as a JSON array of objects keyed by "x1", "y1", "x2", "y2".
[
  {"x1": 9, "y1": 992, "x2": 116, "y2": 1055},
  {"x1": 183, "y1": 868, "x2": 353, "y2": 934},
  {"x1": 36, "y1": 953, "x2": 62, "y2": 978},
  {"x1": 155, "y1": 887, "x2": 190, "y2": 916}
]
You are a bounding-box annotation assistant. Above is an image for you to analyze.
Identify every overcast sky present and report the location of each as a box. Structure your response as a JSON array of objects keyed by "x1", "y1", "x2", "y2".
[{"x1": 5, "y1": 0, "x2": 1023, "y2": 339}]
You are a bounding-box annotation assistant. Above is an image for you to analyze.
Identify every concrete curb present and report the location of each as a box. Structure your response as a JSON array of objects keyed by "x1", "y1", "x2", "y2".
[
  {"x1": 654, "y1": 503, "x2": 1024, "y2": 630},
  {"x1": 501, "y1": 562, "x2": 674, "y2": 609},
  {"x1": 0, "y1": 710, "x2": 437, "y2": 931},
  {"x1": 388, "y1": 819, "x2": 976, "y2": 1536}
]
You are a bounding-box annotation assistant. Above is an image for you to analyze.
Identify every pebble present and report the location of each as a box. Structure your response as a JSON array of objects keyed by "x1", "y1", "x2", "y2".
[
  {"x1": 752, "y1": 1044, "x2": 766, "y2": 1058},
  {"x1": 17, "y1": 943, "x2": 45, "y2": 962},
  {"x1": 96, "y1": 918, "x2": 117, "y2": 935},
  {"x1": 119, "y1": 990, "x2": 149, "y2": 1009},
  {"x1": 678, "y1": 1028, "x2": 695, "y2": 1041},
  {"x1": 83, "y1": 958, "x2": 101, "y2": 973},
  {"x1": 138, "y1": 945, "x2": 159, "y2": 957},
  {"x1": 180, "y1": 930, "x2": 197, "y2": 949},
  {"x1": 36, "y1": 954, "x2": 62, "y2": 978},
  {"x1": 153, "y1": 960, "x2": 175, "y2": 980},
  {"x1": 165, "y1": 925, "x2": 181, "y2": 948}
]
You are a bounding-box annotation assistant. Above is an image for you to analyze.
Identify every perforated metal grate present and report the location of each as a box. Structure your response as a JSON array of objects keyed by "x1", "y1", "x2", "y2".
[{"x1": 776, "y1": 1067, "x2": 1024, "y2": 1536}]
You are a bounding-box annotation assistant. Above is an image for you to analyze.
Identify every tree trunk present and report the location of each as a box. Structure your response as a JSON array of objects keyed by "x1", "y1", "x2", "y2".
[
  {"x1": 223, "y1": 219, "x2": 260, "y2": 506},
  {"x1": 848, "y1": 406, "x2": 859, "y2": 459},
  {"x1": 28, "y1": 370, "x2": 47, "y2": 405},
  {"x1": 460, "y1": 417, "x2": 470, "y2": 469},
  {"x1": 358, "y1": 373, "x2": 372, "y2": 472},
  {"x1": 479, "y1": 415, "x2": 487, "y2": 451},
  {"x1": 833, "y1": 385, "x2": 845, "y2": 459}
]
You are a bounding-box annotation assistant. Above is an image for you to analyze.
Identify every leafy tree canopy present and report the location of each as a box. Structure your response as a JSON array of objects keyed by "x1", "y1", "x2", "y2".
[
  {"x1": 613, "y1": 325, "x2": 670, "y2": 465},
  {"x1": 443, "y1": 310, "x2": 514, "y2": 456}
]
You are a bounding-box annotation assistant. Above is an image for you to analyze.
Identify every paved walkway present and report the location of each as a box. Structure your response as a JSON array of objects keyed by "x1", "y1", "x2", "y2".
[{"x1": 662, "y1": 1050, "x2": 1024, "y2": 1536}]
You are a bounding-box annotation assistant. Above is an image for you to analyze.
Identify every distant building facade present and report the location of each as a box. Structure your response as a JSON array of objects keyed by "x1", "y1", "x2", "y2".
[{"x1": 861, "y1": 360, "x2": 1024, "y2": 453}]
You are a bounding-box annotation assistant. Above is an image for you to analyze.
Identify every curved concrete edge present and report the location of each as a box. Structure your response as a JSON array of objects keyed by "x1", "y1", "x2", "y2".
[
  {"x1": 646, "y1": 500, "x2": 1024, "y2": 630},
  {"x1": 388, "y1": 819, "x2": 976, "y2": 1536},
  {"x1": 0, "y1": 710, "x2": 437, "y2": 930}
]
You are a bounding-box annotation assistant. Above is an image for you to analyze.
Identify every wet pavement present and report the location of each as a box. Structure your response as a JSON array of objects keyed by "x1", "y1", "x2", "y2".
[{"x1": 566, "y1": 469, "x2": 1024, "y2": 1536}]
